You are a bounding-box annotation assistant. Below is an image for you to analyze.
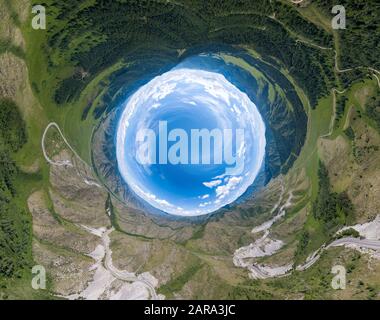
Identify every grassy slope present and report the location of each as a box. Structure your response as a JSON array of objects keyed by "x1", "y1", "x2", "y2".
[
  {"x1": 1, "y1": 0, "x2": 377, "y2": 300},
  {"x1": 275, "y1": 2, "x2": 379, "y2": 259},
  {"x1": 22, "y1": 0, "x2": 107, "y2": 164},
  {"x1": 0, "y1": 1, "x2": 53, "y2": 299}
]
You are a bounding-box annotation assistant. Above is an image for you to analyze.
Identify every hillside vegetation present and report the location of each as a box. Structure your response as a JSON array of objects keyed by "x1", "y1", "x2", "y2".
[{"x1": 0, "y1": 99, "x2": 30, "y2": 278}]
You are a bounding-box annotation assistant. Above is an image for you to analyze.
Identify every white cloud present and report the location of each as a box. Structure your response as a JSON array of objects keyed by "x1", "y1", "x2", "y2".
[
  {"x1": 203, "y1": 180, "x2": 222, "y2": 188},
  {"x1": 199, "y1": 201, "x2": 211, "y2": 208},
  {"x1": 215, "y1": 176, "x2": 242, "y2": 200},
  {"x1": 116, "y1": 68, "x2": 266, "y2": 217}
]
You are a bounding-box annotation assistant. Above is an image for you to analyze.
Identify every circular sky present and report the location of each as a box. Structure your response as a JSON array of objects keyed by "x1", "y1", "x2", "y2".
[{"x1": 116, "y1": 68, "x2": 266, "y2": 216}]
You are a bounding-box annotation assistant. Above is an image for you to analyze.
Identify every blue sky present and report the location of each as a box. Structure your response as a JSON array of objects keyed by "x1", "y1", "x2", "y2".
[{"x1": 116, "y1": 68, "x2": 266, "y2": 216}]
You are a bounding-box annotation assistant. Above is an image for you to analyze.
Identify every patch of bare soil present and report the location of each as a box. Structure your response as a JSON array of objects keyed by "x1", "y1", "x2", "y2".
[
  {"x1": 0, "y1": 1, "x2": 25, "y2": 48},
  {"x1": 0, "y1": 53, "x2": 25, "y2": 99},
  {"x1": 28, "y1": 190, "x2": 104, "y2": 295},
  {"x1": 49, "y1": 150, "x2": 110, "y2": 227},
  {"x1": 33, "y1": 240, "x2": 94, "y2": 296},
  {"x1": 28, "y1": 191, "x2": 99, "y2": 254},
  {"x1": 19, "y1": 159, "x2": 40, "y2": 173},
  {"x1": 110, "y1": 231, "x2": 197, "y2": 286}
]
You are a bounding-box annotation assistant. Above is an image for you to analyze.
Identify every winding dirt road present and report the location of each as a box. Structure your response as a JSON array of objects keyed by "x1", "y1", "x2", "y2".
[
  {"x1": 294, "y1": 30, "x2": 380, "y2": 140},
  {"x1": 41, "y1": 122, "x2": 73, "y2": 167},
  {"x1": 297, "y1": 236, "x2": 380, "y2": 271},
  {"x1": 42, "y1": 122, "x2": 159, "y2": 299},
  {"x1": 101, "y1": 228, "x2": 159, "y2": 299},
  {"x1": 233, "y1": 181, "x2": 295, "y2": 279},
  {"x1": 78, "y1": 225, "x2": 160, "y2": 300},
  {"x1": 42, "y1": 122, "x2": 101, "y2": 187}
]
